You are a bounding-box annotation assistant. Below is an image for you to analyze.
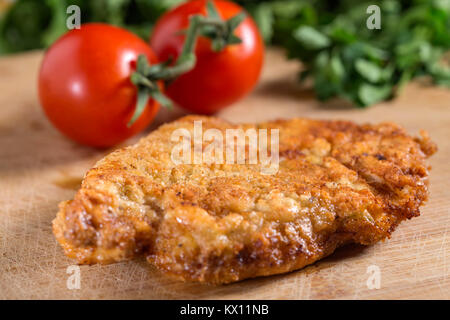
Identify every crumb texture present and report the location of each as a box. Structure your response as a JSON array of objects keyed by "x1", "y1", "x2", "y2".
[{"x1": 53, "y1": 116, "x2": 437, "y2": 284}]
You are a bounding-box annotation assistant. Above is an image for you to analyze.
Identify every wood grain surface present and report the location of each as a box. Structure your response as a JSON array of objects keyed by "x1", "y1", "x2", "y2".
[{"x1": 0, "y1": 49, "x2": 449, "y2": 299}]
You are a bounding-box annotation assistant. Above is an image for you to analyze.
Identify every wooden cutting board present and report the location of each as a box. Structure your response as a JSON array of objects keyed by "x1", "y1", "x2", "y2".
[{"x1": 0, "y1": 49, "x2": 448, "y2": 300}]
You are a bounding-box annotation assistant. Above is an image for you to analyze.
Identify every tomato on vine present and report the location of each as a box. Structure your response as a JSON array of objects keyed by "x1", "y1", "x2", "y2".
[
  {"x1": 39, "y1": 1, "x2": 258, "y2": 147},
  {"x1": 39, "y1": 24, "x2": 162, "y2": 147},
  {"x1": 150, "y1": 0, "x2": 264, "y2": 114}
]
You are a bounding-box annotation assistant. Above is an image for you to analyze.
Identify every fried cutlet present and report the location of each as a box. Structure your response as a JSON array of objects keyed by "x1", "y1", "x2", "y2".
[{"x1": 53, "y1": 116, "x2": 437, "y2": 284}]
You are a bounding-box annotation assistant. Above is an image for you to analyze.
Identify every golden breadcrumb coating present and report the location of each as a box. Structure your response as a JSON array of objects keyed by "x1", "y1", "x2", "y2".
[{"x1": 53, "y1": 116, "x2": 437, "y2": 284}]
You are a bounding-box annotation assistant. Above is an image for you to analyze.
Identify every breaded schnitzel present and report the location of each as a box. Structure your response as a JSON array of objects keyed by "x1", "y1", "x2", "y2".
[{"x1": 53, "y1": 116, "x2": 436, "y2": 284}]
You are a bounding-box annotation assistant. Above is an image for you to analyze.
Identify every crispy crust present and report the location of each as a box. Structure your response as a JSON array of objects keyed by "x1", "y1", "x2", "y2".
[{"x1": 53, "y1": 116, "x2": 437, "y2": 284}]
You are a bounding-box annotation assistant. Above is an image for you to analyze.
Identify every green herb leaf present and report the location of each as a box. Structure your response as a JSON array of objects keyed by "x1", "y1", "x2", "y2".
[
  {"x1": 358, "y1": 83, "x2": 392, "y2": 106},
  {"x1": 293, "y1": 26, "x2": 330, "y2": 50},
  {"x1": 355, "y1": 59, "x2": 383, "y2": 83},
  {"x1": 252, "y1": 4, "x2": 274, "y2": 42}
]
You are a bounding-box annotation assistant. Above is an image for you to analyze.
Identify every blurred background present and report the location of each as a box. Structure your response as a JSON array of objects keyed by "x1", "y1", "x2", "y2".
[{"x1": 1, "y1": 0, "x2": 449, "y2": 107}]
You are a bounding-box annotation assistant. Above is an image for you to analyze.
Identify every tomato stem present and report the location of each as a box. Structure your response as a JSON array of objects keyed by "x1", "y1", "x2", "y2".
[
  {"x1": 128, "y1": 0, "x2": 247, "y2": 127},
  {"x1": 150, "y1": 53, "x2": 197, "y2": 80}
]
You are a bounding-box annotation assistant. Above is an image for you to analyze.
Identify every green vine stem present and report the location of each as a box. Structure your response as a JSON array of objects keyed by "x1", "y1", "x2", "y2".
[{"x1": 128, "y1": 1, "x2": 246, "y2": 127}]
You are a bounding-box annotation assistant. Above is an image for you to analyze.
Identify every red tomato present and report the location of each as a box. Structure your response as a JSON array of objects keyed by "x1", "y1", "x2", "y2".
[
  {"x1": 39, "y1": 23, "x2": 161, "y2": 147},
  {"x1": 150, "y1": 0, "x2": 264, "y2": 114}
]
